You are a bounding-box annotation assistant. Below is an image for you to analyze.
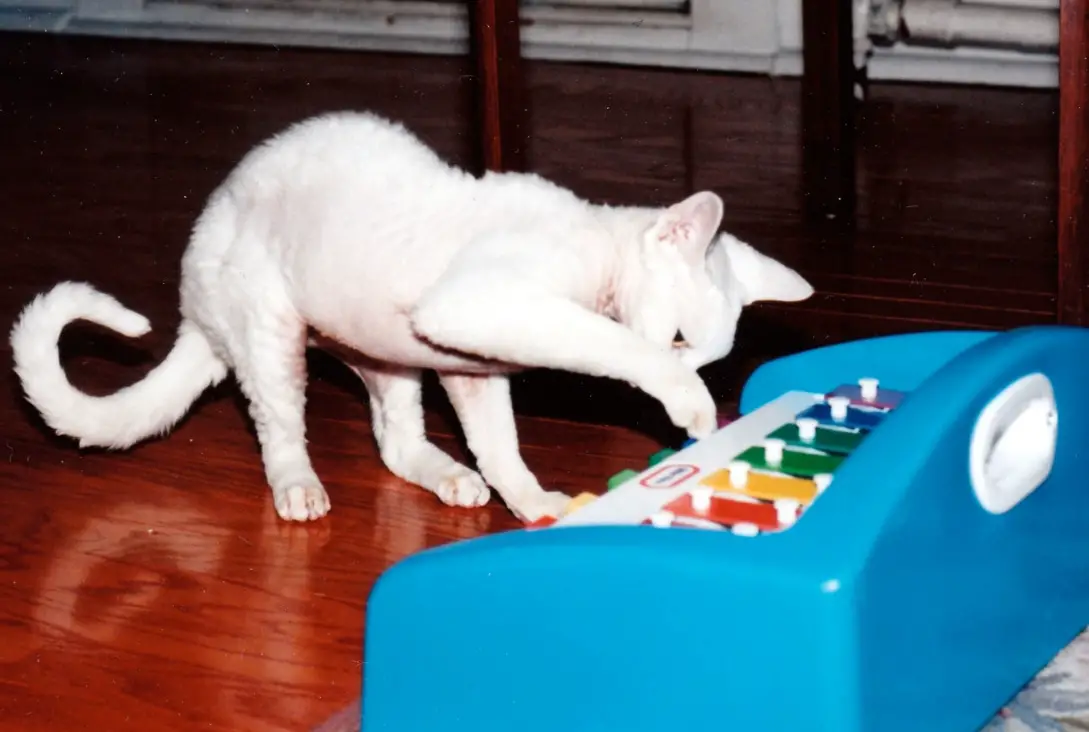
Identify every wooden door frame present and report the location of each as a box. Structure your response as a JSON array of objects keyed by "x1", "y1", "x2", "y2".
[
  {"x1": 469, "y1": 0, "x2": 527, "y2": 173},
  {"x1": 1058, "y1": 0, "x2": 1088, "y2": 325},
  {"x1": 801, "y1": 0, "x2": 857, "y2": 224}
]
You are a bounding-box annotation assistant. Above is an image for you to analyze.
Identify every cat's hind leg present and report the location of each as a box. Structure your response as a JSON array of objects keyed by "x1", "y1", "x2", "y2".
[
  {"x1": 349, "y1": 364, "x2": 491, "y2": 509},
  {"x1": 231, "y1": 306, "x2": 330, "y2": 521},
  {"x1": 439, "y1": 373, "x2": 569, "y2": 523}
]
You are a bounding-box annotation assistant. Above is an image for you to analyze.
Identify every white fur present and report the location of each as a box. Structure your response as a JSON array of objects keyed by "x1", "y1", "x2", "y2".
[{"x1": 9, "y1": 111, "x2": 813, "y2": 523}]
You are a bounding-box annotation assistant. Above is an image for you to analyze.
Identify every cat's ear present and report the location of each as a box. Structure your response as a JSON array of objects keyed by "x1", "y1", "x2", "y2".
[
  {"x1": 652, "y1": 191, "x2": 724, "y2": 263},
  {"x1": 723, "y1": 234, "x2": 814, "y2": 304}
]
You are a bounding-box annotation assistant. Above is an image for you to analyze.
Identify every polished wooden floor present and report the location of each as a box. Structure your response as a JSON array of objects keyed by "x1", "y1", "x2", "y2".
[{"x1": 0, "y1": 32, "x2": 1062, "y2": 731}]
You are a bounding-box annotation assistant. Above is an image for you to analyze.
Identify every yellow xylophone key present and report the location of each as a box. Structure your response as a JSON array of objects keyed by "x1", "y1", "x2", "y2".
[
  {"x1": 560, "y1": 492, "x2": 598, "y2": 517},
  {"x1": 700, "y1": 462, "x2": 827, "y2": 504}
]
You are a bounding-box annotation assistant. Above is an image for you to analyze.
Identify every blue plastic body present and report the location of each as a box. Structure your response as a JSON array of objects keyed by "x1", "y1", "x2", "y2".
[{"x1": 360, "y1": 326, "x2": 1089, "y2": 732}]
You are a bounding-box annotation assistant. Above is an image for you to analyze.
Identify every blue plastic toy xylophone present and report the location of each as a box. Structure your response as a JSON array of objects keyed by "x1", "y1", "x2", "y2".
[{"x1": 359, "y1": 326, "x2": 1089, "y2": 732}]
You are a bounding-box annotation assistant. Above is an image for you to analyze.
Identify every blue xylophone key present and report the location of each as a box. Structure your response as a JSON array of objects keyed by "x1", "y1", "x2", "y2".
[{"x1": 797, "y1": 395, "x2": 887, "y2": 431}]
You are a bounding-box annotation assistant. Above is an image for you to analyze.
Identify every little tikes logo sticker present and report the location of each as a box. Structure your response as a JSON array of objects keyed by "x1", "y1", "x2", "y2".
[{"x1": 640, "y1": 463, "x2": 699, "y2": 488}]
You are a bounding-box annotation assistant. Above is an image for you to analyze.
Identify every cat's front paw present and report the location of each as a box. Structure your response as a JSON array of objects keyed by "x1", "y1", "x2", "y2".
[
  {"x1": 508, "y1": 489, "x2": 571, "y2": 524},
  {"x1": 652, "y1": 363, "x2": 717, "y2": 439},
  {"x1": 434, "y1": 467, "x2": 491, "y2": 508},
  {"x1": 274, "y1": 481, "x2": 331, "y2": 521}
]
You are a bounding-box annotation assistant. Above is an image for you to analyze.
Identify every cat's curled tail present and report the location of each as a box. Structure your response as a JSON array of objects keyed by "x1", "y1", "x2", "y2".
[{"x1": 9, "y1": 281, "x2": 228, "y2": 449}]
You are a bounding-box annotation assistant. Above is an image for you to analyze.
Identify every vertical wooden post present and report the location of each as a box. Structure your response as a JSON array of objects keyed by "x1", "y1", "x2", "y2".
[
  {"x1": 469, "y1": 0, "x2": 527, "y2": 173},
  {"x1": 1058, "y1": 0, "x2": 1088, "y2": 324},
  {"x1": 801, "y1": 0, "x2": 857, "y2": 222}
]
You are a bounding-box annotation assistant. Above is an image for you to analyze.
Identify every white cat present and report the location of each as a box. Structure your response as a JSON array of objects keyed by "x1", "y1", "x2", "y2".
[{"x1": 10, "y1": 111, "x2": 813, "y2": 523}]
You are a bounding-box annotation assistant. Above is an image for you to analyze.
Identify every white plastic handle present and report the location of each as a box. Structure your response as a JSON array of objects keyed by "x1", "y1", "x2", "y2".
[{"x1": 968, "y1": 373, "x2": 1058, "y2": 514}]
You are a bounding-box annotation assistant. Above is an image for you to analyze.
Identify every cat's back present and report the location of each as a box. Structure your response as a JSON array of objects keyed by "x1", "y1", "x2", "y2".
[
  {"x1": 183, "y1": 111, "x2": 466, "y2": 293},
  {"x1": 226, "y1": 111, "x2": 465, "y2": 203}
]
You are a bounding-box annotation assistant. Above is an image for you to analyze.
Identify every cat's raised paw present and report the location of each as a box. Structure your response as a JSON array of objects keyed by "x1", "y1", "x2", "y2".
[
  {"x1": 274, "y1": 482, "x2": 331, "y2": 521},
  {"x1": 435, "y1": 468, "x2": 491, "y2": 508},
  {"x1": 509, "y1": 490, "x2": 571, "y2": 524},
  {"x1": 656, "y1": 365, "x2": 717, "y2": 439}
]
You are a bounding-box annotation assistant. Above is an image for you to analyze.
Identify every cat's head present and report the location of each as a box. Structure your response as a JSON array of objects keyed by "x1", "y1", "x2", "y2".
[{"x1": 615, "y1": 190, "x2": 814, "y2": 370}]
